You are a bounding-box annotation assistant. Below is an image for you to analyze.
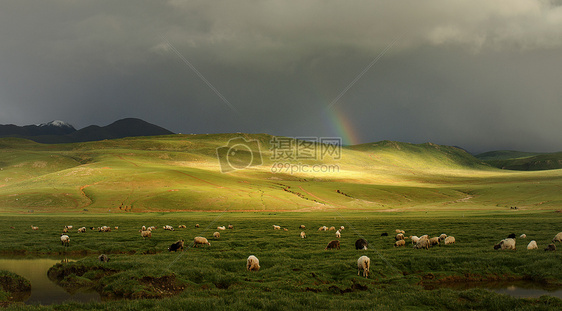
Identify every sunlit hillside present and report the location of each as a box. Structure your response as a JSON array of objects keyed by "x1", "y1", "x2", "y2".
[{"x1": 0, "y1": 134, "x2": 561, "y2": 213}]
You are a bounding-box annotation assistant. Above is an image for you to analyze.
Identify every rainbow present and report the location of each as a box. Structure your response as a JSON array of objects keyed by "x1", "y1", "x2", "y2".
[{"x1": 324, "y1": 104, "x2": 361, "y2": 146}]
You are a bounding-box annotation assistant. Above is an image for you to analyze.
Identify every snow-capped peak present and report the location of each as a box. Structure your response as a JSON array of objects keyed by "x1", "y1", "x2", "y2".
[{"x1": 38, "y1": 120, "x2": 75, "y2": 129}]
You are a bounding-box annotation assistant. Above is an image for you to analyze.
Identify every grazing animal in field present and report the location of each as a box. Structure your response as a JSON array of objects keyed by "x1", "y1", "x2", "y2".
[
  {"x1": 62, "y1": 228, "x2": 68, "y2": 233},
  {"x1": 299, "y1": 225, "x2": 306, "y2": 229},
  {"x1": 168, "y1": 240, "x2": 185, "y2": 252},
  {"x1": 300, "y1": 231, "x2": 306, "y2": 239},
  {"x1": 60, "y1": 234, "x2": 70, "y2": 247},
  {"x1": 519, "y1": 234, "x2": 526, "y2": 238},
  {"x1": 318, "y1": 226, "x2": 328, "y2": 231},
  {"x1": 340, "y1": 226, "x2": 345, "y2": 230},
  {"x1": 31, "y1": 225, "x2": 39, "y2": 230},
  {"x1": 283, "y1": 228, "x2": 289, "y2": 231},
  {"x1": 98, "y1": 254, "x2": 109, "y2": 263},
  {"x1": 394, "y1": 240, "x2": 406, "y2": 247},
  {"x1": 163, "y1": 225, "x2": 174, "y2": 231},
  {"x1": 545, "y1": 243, "x2": 556, "y2": 251},
  {"x1": 355, "y1": 239, "x2": 368, "y2": 250},
  {"x1": 99, "y1": 226, "x2": 111, "y2": 232},
  {"x1": 429, "y1": 237, "x2": 440, "y2": 247},
  {"x1": 246, "y1": 255, "x2": 260, "y2": 271},
  {"x1": 444, "y1": 236, "x2": 456, "y2": 245},
  {"x1": 438, "y1": 234, "x2": 447, "y2": 241},
  {"x1": 213, "y1": 232, "x2": 220, "y2": 238},
  {"x1": 193, "y1": 237, "x2": 210, "y2": 247},
  {"x1": 140, "y1": 230, "x2": 152, "y2": 239},
  {"x1": 195, "y1": 224, "x2": 200, "y2": 228},
  {"x1": 494, "y1": 238, "x2": 516, "y2": 250},
  {"x1": 395, "y1": 233, "x2": 405, "y2": 241},
  {"x1": 414, "y1": 238, "x2": 430, "y2": 250},
  {"x1": 410, "y1": 236, "x2": 420, "y2": 245},
  {"x1": 395, "y1": 229, "x2": 405, "y2": 234},
  {"x1": 527, "y1": 240, "x2": 538, "y2": 250},
  {"x1": 325, "y1": 240, "x2": 340, "y2": 250},
  {"x1": 78, "y1": 227, "x2": 86, "y2": 233},
  {"x1": 507, "y1": 233, "x2": 516, "y2": 239},
  {"x1": 217, "y1": 226, "x2": 226, "y2": 230},
  {"x1": 178, "y1": 225, "x2": 186, "y2": 229},
  {"x1": 552, "y1": 232, "x2": 562, "y2": 243},
  {"x1": 328, "y1": 226, "x2": 336, "y2": 231},
  {"x1": 65, "y1": 225, "x2": 73, "y2": 230},
  {"x1": 228, "y1": 224, "x2": 234, "y2": 229},
  {"x1": 141, "y1": 226, "x2": 146, "y2": 231},
  {"x1": 357, "y1": 256, "x2": 370, "y2": 278},
  {"x1": 335, "y1": 230, "x2": 341, "y2": 238},
  {"x1": 381, "y1": 232, "x2": 388, "y2": 236},
  {"x1": 273, "y1": 225, "x2": 281, "y2": 230}
]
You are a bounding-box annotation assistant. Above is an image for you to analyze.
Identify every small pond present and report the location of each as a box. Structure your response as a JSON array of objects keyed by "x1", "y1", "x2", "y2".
[
  {"x1": 423, "y1": 280, "x2": 562, "y2": 300},
  {"x1": 0, "y1": 258, "x2": 101, "y2": 305}
]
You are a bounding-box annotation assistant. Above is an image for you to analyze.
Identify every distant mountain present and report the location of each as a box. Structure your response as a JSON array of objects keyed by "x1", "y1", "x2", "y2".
[
  {"x1": 0, "y1": 118, "x2": 174, "y2": 143},
  {"x1": 476, "y1": 150, "x2": 562, "y2": 171}
]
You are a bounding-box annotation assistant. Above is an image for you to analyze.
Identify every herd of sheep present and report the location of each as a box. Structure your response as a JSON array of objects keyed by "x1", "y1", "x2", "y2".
[{"x1": 26, "y1": 223, "x2": 562, "y2": 279}]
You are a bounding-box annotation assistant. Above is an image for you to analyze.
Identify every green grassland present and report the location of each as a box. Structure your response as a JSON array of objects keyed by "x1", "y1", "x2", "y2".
[
  {"x1": 1, "y1": 134, "x2": 561, "y2": 213},
  {"x1": 1, "y1": 212, "x2": 562, "y2": 310}
]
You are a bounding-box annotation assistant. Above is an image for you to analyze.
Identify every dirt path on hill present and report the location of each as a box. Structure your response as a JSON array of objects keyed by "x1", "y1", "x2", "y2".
[
  {"x1": 297, "y1": 186, "x2": 348, "y2": 208},
  {"x1": 116, "y1": 155, "x2": 138, "y2": 167}
]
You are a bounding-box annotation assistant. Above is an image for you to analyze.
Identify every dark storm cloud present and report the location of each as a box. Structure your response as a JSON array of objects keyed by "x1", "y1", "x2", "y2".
[{"x1": 1, "y1": 0, "x2": 562, "y2": 152}]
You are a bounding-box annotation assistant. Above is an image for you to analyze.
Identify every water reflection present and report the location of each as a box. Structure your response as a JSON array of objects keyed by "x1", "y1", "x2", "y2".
[
  {"x1": 0, "y1": 258, "x2": 100, "y2": 305},
  {"x1": 423, "y1": 280, "x2": 562, "y2": 299}
]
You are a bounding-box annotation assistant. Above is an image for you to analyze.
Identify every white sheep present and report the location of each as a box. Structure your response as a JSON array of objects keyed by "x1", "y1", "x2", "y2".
[
  {"x1": 552, "y1": 232, "x2": 562, "y2": 243},
  {"x1": 31, "y1": 225, "x2": 39, "y2": 230},
  {"x1": 329, "y1": 226, "x2": 336, "y2": 231},
  {"x1": 494, "y1": 238, "x2": 516, "y2": 250},
  {"x1": 394, "y1": 240, "x2": 406, "y2": 247},
  {"x1": 213, "y1": 232, "x2": 220, "y2": 238},
  {"x1": 410, "y1": 236, "x2": 420, "y2": 245},
  {"x1": 60, "y1": 234, "x2": 70, "y2": 247},
  {"x1": 140, "y1": 230, "x2": 152, "y2": 239},
  {"x1": 77, "y1": 227, "x2": 86, "y2": 233},
  {"x1": 318, "y1": 226, "x2": 327, "y2": 231},
  {"x1": 395, "y1": 233, "x2": 405, "y2": 241},
  {"x1": 300, "y1": 231, "x2": 306, "y2": 239},
  {"x1": 519, "y1": 234, "x2": 527, "y2": 238},
  {"x1": 340, "y1": 226, "x2": 345, "y2": 230},
  {"x1": 273, "y1": 225, "x2": 281, "y2": 230},
  {"x1": 438, "y1": 233, "x2": 447, "y2": 241},
  {"x1": 218, "y1": 226, "x2": 226, "y2": 230},
  {"x1": 527, "y1": 240, "x2": 538, "y2": 250},
  {"x1": 193, "y1": 236, "x2": 210, "y2": 247},
  {"x1": 335, "y1": 230, "x2": 341, "y2": 238},
  {"x1": 357, "y1": 256, "x2": 370, "y2": 278},
  {"x1": 444, "y1": 236, "x2": 456, "y2": 245},
  {"x1": 429, "y1": 237, "x2": 440, "y2": 247},
  {"x1": 65, "y1": 225, "x2": 73, "y2": 230},
  {"x1": 247, "y1": 255, "x2": 260, "y2": 271}
]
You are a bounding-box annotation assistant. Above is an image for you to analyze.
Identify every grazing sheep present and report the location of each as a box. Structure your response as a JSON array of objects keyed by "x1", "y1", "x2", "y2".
[
  {"x1": 410, "y1": 236, "x2": 420, "y2": 245},
  {"x1": 380, "y1": 232, "x2": 388, "y2": 236},
  {"x1": 300, "y1": 231, "x2": 306, "y2": 239},
  {"x1": 31, "y1": 225, "x2": 39, "y2": 230},
  {"x1": 228, "y1": 224, "x2": 234, "y2": 229},
  {"x1": 195, "y1": 224, "x2": 200, "y2": 228},
  {"x1": 217, "y1": 226, "x2": 226, "y2": 230},
  {"x1": 148, "y1": 226, "x2": 156, "y2": 231},
  {"x1": 545, "y1": 243, "x2": 556, "y2": 251},
  {"x1": 140, "y1": 230, "x2": 152, "y2": 239},
  {"x1": 429, "y1": 237, "x2": 440, "y2": 247},
  {"x1": 527, "y1": 240, "x2": 538, "y2": 250},
  {"x1": 193, "y1": 236, "x2": 210, "y2": 247},
  {"x1": 168, "y1": 240, "x2": 185, "y2": 252},
  {"x1": 178, "y1": 225, "x2": 186, "y2": 229},
  {"x1": 394, "y1": 240, "x2": 406, "y2": 247},
  {"x1": 99, "y1": 226, "x2": 111, "y2": 232},
  {"x1": 65, "y1": 225, "x2": 73, "y2": 230},
  {"x1": 273, "y1": 225, "x2": 281, "y2": 230},
  {"x1": 444, "y1": 236, "x2": 456, "y2": 245},
  {"x1": 507, "y1": 233, "x2": 516, "y2": 239},
  {"x1": 395, "y1": 229, "x2": 402, "y2": 234},
  {"x1": 98, "y1": 254, "x2": 109, "y2": 263},
  {"x1": 283, "y1": 228, "x2": 289, "y2": 231},
  {"x1": 357, "y1": 256, "x2": 370, "y2": 278},
  {"x1": 355, "y1": 238, "x2": 368, "y2": 250},
  {"x1": 494, "y1": 238, "x2": 516, "y2": 250},
  {"x1": 77, "y1": 227, "x2": 86, "y2": 233},
  {"x1": 62, "y1": 228, "x2": 68, "y2": 233},
  {"x1": 213, "y1": 232, "x2": 220, "y2": 238},
  {"x1": 114, "y1": 226, "x2": 118, "y2": 230},
  {"x1": 328, "y1": 226, "x2": 336, "y2": 231},
  {"x1": 414, "y1": 238, "x2": 430, "y2": 250},
  {"x1": 299, "y1": 225, "x2": 306, "y2": 229},
  {"x1": 318, "y1": 226, "x2": 328, "y2": 231},
  {"x1": 552, "y1": 232, "x2": 562, "y2": 243},
  {"x1": 519, "y1": 234, "x2": 526, "y2": 238},
  {"x1": 246, "y1": 255, "x2": 260, "y2": 271},
  {"x1": 340, "y1": 226, "x2": 345, "y2": 230},
  {"x1": 335, "y1": 230, "x2": 341, "y2": 238},
  {"x1": 141, "y1": 225, "x2": 146, "y2": 231},
  {"x1": 163, "y1": 225, "x2": 174, "y2": 231},
  {"x1": 60, "y1": 234, "x2": 70, "y2": 247},
  {"x1": 438, "y1": 234, "x2": 447, "y2": 241},
  {"x1": 325, "y1": 240, "x2": 340, "y2": 250},
  {"x1": 395, "y1": 233, "x2": 405, "y2": 241}
]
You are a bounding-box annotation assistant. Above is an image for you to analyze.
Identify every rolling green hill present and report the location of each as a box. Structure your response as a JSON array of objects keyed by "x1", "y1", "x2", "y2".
[
  {"x1": 476, "y1": 150, "x2": 562, "y2": 171},
  {"x1": 1, "y1": 135, "x2": 561, "y2": 212}
]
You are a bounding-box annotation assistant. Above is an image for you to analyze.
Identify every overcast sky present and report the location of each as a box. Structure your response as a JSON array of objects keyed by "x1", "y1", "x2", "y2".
[{"x1": 1, "y1": 1, "x2": 562, "y2": 153}]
